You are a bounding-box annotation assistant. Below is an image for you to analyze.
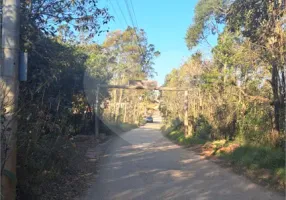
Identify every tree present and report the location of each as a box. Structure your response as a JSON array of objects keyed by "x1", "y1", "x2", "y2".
[
  {"x1": 20, "y1": 0, "x2": 112, "y2": 39},
  {"x1": 101, "y1": 27, "x2": 160, "y2": 124},
  {"x1": 185, "y1": 0, "x2": 230, "y2": 49},
  {"x1": 103, "y1": 27, "x2": 160, "y2": 81},
  {"x1": 226, "y1": 0, "x2": 286, "y2": 133}
]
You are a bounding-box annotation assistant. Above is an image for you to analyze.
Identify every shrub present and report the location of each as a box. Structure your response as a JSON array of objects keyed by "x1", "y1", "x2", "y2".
[
  {"x1": 219, "y1": 145, "x2": 285, "y2": 170},
  {"x1": 194, "y1": 115, "x2": 212, "y2": 140},
  {"x1": 167, "y1": 129, "x2": 206, "y2": 145}
]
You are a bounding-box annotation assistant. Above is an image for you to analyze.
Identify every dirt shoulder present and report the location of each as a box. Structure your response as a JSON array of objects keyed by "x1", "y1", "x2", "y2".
[
  {"x1": 163, "y1": 131, "x2": 285, "y2": 195},
  {"x1": 38, "y1": 135, "x2": 112, "y2": 200}
]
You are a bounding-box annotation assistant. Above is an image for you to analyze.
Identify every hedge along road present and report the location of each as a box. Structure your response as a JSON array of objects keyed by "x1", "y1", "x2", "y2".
[{"x1": 81, "y1": 118, "x2": 284, "y2": 200}]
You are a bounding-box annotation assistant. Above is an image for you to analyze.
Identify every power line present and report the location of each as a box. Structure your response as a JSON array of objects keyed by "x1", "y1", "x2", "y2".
[
  {"x1": 122, "y1": 0, "x2": 144, "y2": 57},
  {"x1": 115, "y1": 0, "x2": 129, "y2": 26},
  {"x1": 129, "y1": 0, "x2": 139, "y2": 28},
  {"x1": 107, "y1": 0, "x2": 124, "y2": 27},
  {"x1": 124, "y1": 0, "x2": 136, "y2": 28}
]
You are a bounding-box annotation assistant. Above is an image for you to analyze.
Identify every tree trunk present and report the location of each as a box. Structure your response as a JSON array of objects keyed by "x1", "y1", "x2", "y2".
[
  {"x1": 133, "y1": 101, "x2": 136, "y2": 123},
  {"x1": 271, "y1": 64, "x2": 281, "y2": 132},
  {"x1": 123, "y1": 102, "x2": 127, "y2": 123},
  {"x1": 115, "y1": 89, "x2": 123, "y2": 124},
  {"x1": 113, "y1": 89, "x2": 117, "y2": 122},
  {"x1": 279, "y1": 69, "x2": 285, "y2": 132},
  {"x1": 184, "y1": 90, "x2": 191, "y2": 137}
]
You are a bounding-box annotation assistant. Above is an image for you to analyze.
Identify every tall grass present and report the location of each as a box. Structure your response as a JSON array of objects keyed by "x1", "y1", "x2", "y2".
[{"x1": 217, "y1": 145, "x2": 285, "y2": 184}]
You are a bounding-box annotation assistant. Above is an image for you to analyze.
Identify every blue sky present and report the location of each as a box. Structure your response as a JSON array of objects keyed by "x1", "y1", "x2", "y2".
[{"x1": 96, "y1": 0, "x2": 218, "y2": 85}]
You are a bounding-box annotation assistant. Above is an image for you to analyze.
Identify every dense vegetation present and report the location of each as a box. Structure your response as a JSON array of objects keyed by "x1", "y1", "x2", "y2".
[{"x1": 161, "y1": 0, "x2": 285, "y2": 189}]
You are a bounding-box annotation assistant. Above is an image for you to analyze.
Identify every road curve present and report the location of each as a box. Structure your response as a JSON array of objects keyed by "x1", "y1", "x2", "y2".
[{"x1": 81, "y1": 122, "x2": 284, "y2": 200}]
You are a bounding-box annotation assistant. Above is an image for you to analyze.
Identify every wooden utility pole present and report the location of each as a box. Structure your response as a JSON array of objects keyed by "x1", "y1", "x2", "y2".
[
  {"x1": 1, "y1": 0, "x2": 20, "y2": 199},
  {"x1": 123, "y1": 102, "x2": 127, "y2": 123},
  {"x1": 113, "y1": 89, "x2": 117, "y2": 122},
  {"x1": 184, "y1": 90, "x2": 189, "y2": 137},
  {"x1": 116, "y1": 89, "x2": 123, "y2": 124}
]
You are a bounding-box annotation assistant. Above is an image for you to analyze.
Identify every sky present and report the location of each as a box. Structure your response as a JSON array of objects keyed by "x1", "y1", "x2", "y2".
[{"x1": 96, "y1": 0, "x2": 218, "y2": 86}]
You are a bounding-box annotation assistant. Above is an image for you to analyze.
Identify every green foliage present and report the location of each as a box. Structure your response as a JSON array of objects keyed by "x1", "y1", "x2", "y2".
[
  {"x1": 119, "y1": 123, "x2": 138, "y2": 132},
  {"x1": 185, "y1": 22, "x2": 204, "y2": 50},
  {"x1": 236, "y1": 104, "x2": 273, "y2": 145},
  {"x1": 185, "y1": 0, "x2": 228, "y2": 49},
  {"x1": 218, "y1": 145, "x2": 285, "y2": 172},
  {"x1": 194, "y1": 115, "x2": 212, "y2": 140},
  {"x1": 20, "y1": 0, "x2": 112, "y2": 42},
  {"x1": 275, "y1": 168, "x2": 286, "y2": 184},
  {"x1": 226, "y1": 0, "x2": 273, "y2": 44},
  {"x1": 167, "y1": 130, "x2": 206, "y2": 146},
  {"x1": 106, "y1": 122, "x2": 138, "y2": 133},
  {"x1": 164, "y1": 118, "x2": 207, "y2": 145},
  {"x1": 103, "y1": 27, "x2": 159, "y2": 80},
  {"x1": 212, "y1": 142, "x2": 286, "y2": 188}
]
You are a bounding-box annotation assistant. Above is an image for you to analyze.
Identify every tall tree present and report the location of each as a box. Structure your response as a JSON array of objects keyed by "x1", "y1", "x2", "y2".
[
  {"x1": 101, "y1": 27, "x2": 160, "y2": 124},
  {"x1": 185, "y1": 0, "x2": 230, "y2": 49},
  {"x1": 226, "y1": 0, "x2": 286, "y2": 133}
]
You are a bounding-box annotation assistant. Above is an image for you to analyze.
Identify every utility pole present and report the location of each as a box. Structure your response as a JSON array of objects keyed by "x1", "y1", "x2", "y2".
[
  {"x1": 184, "y1": 90, "x2": 189, "y2": 137},
  {"x1": 1, "y1": 0, "x2": 20, "y2": 199}
]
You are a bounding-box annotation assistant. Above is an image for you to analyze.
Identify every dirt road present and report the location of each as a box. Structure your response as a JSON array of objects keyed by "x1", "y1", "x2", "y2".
[{"x1": 81, "y1": 121, "x2": 284, "y2": 200}]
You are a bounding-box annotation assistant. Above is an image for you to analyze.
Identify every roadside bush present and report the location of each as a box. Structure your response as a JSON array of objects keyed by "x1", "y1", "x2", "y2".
[
  {"x1": 236, "y1": 105, "x2": 273, "y2": 146},
  {"x1": 139, "y1": 115, "x2": 146, "y2": 126},
  {"x1": 194, "y1": 115, "x2": 212, "y2": 140},
  {"x1": 167, "y1": 129, "x2": 206, "y2": 146},
  {"x1": 219, "y1": 145, "x2": 285, "y2": 170}
]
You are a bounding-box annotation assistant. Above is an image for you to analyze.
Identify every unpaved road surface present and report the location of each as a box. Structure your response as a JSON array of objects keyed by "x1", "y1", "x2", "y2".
[{"x1": 81, "y1": 121, "x2": 284, "y2": 200}]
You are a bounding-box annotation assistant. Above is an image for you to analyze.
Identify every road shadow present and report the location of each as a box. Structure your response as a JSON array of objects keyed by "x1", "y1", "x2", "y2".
[{"x1": 81, "y1": 127, "x2": 284, "y2": 200}]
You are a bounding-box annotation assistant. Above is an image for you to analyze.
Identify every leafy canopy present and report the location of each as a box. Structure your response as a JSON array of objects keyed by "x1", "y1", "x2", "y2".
[{"x1": 185, "y1": 0, "x2": 229, "y2": 49}]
